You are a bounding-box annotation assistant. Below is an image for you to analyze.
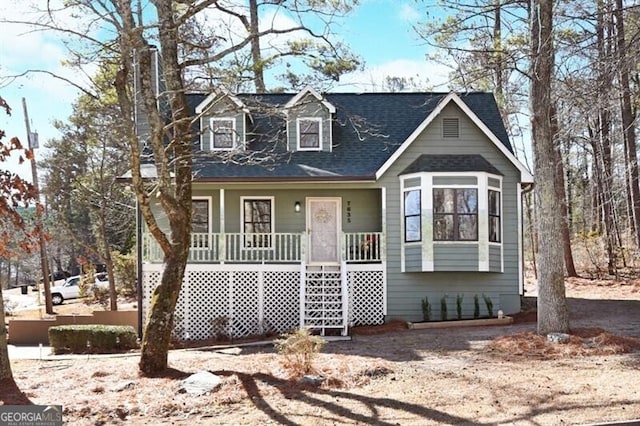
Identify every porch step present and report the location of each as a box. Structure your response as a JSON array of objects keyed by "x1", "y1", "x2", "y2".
[{"x1": 302, "y1": 264, "x2": 347, "y2": 336}]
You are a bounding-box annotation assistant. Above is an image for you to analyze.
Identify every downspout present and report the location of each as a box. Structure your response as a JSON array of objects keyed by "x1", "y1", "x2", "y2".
[
  {"x1": 136, "y1": 200, "x2": 143, "y2": 338},
  {"x1": 520, "y1": 182, "x2": 535, "y2": 296}
]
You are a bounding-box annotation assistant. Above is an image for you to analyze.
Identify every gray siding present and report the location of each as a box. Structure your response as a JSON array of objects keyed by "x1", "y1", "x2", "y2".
[
  {"x1": 489, "y1": 245, "x2": 501, "y2": 271},
  {"x1": 433, "y1": 244, "x2": 478, "y2": 271},
  {"x1": 379, "y1": 102, "x2": 523, "y2": 321},
  {"x1": 204, "y1": 187, "x2": 381, "y2": 233},
  {"x1": 404, "y1": 245, "x2": 422, "y2": 272}
]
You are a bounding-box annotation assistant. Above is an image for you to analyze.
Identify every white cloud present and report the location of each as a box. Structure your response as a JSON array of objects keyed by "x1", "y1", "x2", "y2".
[
  {"x1": 398, "y1": 3, "x2": 420, "y2": 22},
  {"x1": 336, "y1": 58, "x2": 452, "y2": 92}
]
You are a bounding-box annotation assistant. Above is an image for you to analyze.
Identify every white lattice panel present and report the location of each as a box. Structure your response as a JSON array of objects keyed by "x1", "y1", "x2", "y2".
[
  {"x1": 263, "y1": 271, "x2": 300, "y2": 334},
  {"x1": 348, "y1": 270, "x2": 385, "y2": 325},
  {"x1": 230, "y1": 271, "x2": 260, "y2": 338},
  {"x1": 142, "y1": 263, "x2": 386, "y2": 341},
  {"x1": 186, "y1": 270, "x2": 231, "y2": 340}
]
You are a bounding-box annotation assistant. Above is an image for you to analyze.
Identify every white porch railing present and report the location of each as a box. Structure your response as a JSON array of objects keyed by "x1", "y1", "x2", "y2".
[
  {"x1": 343, "y1": 232, "x2": 383, "y2": 262},
  {"x1": 142, "y1": 231, "x2": 383, "y2": 263}
]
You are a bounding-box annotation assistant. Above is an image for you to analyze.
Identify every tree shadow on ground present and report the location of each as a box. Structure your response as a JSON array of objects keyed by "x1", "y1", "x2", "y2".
[
  {"x1": 0, "y1": 377, "x2": 32, "y2": 405},
  {"x1": 212, "y1": 366, "x2": 640, "y2": 426},
  {"x1": 214, "y1": 370, "x2": 481, "y2": 426},
  {"x1": 318, "y1": 296, "x2": 640, "y2": 362}
]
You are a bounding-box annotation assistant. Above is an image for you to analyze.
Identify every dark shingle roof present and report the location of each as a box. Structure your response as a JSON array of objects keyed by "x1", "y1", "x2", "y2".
[
  {"x1": 400, "y1": 154, "x2": 503, "y2": 176},
  {"x1": 188, "y1": 92, "x2": 512, "y2": 181}
]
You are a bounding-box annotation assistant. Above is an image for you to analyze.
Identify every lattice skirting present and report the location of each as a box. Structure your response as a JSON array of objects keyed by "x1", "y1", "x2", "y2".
[{"x1": 141, "y1": 263, "x2": 385, "y2": 341}]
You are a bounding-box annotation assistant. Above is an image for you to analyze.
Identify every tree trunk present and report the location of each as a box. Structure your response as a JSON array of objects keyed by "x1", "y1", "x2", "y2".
[
  {"x1": 552, "y1": 109, "x2": 577, "y2": 277},
  {"x1": 615, "y1": 0, "x2": 640, "y2": 248},
  {"x1": 530, "y1": 0, "x2": 570, "y2": 335},
  {"x1": 97, "y1": 198, "x2": 117, "y2": 311},
  {"x1": 249, "y1": 0, "x2": 266, "y2": 92},
  {"x1": 138, "y1": 251, "x2": 189, "y2": 373},
  {"x1": 0, "y1": 286, "x2": 13, "y2": 381}
]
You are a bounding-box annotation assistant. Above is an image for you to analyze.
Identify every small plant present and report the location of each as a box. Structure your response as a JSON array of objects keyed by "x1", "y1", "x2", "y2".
[
  {"x1": 211, "y1": 316, "x2": 231, "y2": 341},
  {"x1": 440, "y1": 295, "x2": 448, "y2": 321},
  {"x1": 473, "y1": 294, "x2": 480, "y2": 319},
  {"x1": 421, "y1": 297, "x2": 432, "y2": 321},
  {"x1": 274, "y1": 328, "x2": 325, "y2": 377},
  {"x1": 483, "y1": 293, "x2": 494, "y2": 317},
  {"x1": 456, "y1": 294, "x2": 464, "y2": 320}
]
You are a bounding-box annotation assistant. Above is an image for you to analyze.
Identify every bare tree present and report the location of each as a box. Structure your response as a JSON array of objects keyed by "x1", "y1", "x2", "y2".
[{"x1": 530, "y1": 0, "x2": 569, "y2": 335}]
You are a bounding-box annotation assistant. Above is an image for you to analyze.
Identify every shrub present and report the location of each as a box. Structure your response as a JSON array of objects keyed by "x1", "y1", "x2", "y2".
[
  {"x1": 274, "y1": 328, "x2": 325, "y2": 377},
  {"x1": 421, "y1": 297, "x2": 432, "y2": 321},
  {"x1": 456, "y1": 294, "x2": 464, "y2": 319},
  {"x1": 3, "y1": 298, "x2": 17, "y2": 316},
  {"x1": 211, "y1": 316, "x2": 231, "y2": 341},
  {"x1": 473, "y1": 294, "x2": 480, "y2": 319},
  {"x1": 483, "y1": 294, "x2": 494, "y2": 317},
  {"x1": 112, "y1": 251, "x2": 137, "y2": 298},
  {"x1": 440, "y1": 295, "x2": 448, "y2": 321},
  {"x1": 49, "y1": 324, "x2": 138, "y2": 354}
]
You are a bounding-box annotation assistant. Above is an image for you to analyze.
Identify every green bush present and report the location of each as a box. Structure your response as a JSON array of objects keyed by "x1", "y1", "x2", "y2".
[
  {"x1": 473, "y1": 294, "x2": 480, "y2": 319},
  {"x1": 440, "y1": 295, "x2": 448, "y2": 321},
  {"x1": 483, "y1": 294, "x2": 494, "y2": 317},
  {"x1": 456, "y1": 294, "x2": 464, "y2": 319},
  {"x1": 48, "y1": 324, "x2": 138, "y2": 354},
  {"x1": 421, "y1": 297, "x2": 431, "y2": 321}
]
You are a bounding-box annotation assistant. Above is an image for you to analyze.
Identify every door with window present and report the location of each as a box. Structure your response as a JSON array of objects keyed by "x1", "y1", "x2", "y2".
[{"x1": 307, "y1": 198, "x2": 341, "y2": 264}]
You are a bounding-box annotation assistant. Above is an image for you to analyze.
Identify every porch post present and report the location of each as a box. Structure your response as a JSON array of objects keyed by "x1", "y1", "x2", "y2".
[{"x1": 219, "y1": 189, "x2": 226, "y2": 263}]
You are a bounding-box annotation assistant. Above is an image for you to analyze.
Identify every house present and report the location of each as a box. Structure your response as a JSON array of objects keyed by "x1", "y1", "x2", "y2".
[{"x1": 138, "y1": 84, "x2": 533, "y2": 340}]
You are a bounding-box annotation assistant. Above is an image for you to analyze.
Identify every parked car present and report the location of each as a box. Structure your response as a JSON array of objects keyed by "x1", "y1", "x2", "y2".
[
  {"x1": 47, "y1": 274, "x2": 109, "y2": 305},
  {"x1": 94, "y1": 273, "x2": 109, "y2": 290},
  {"x1": 38, "y1": 270, "x2": 70, "y2": 288},
  {"x1": 48, "y1": 275, "x2": 82, "y2": 305}
]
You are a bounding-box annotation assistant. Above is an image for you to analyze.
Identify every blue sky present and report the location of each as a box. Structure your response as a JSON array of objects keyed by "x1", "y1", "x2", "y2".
[{"x1": 0, "y1": 0, "x2": 451, "y2": 181}]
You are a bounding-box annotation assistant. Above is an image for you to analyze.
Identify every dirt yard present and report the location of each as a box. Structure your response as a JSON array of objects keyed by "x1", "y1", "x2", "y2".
[{"x1": 4, "y1": 276, "x2": 640, "y2": 425}]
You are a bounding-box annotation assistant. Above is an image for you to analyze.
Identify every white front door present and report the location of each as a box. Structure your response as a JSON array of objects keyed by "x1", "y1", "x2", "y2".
[{"x1": 307, "y1": 198, "x2": 341, "y2": 265}]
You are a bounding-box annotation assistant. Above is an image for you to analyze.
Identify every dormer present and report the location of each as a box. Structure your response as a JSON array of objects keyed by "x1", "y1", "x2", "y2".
[
  {"x1": 195, "y1": 87, "x2": 249, "y2": 152},
  {"x1": 284, "y1": 87, "x2": 335, "y2": 152}
]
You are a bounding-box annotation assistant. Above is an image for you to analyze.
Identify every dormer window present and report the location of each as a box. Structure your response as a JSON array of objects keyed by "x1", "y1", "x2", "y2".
[
  {"x1": 210, "y1": 118, "x2": 235, "y2": 150},
  {"x1": 297, "y1": 118, "x2": 322, "y2": 151}
]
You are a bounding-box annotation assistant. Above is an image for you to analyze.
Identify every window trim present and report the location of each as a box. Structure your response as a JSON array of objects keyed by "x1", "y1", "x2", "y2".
[
  {"x1": 191, "y1": 197, "x2": 212, "y2": 234},
  {"x1": 209, "y1": 117, "x2": 236, "y2": 151},
  {"x1": 240, "y1": 196, "x2": 274, "y2": 248},
  {"x1": 403, "y1": 189, "x2": 422, "y2": 243},
  {"x1": 296, "y1": 117, "x2": 323, "y2": 151},
  {"x1": 488, "y1": 189, "x2": 501, "y2": 243}
]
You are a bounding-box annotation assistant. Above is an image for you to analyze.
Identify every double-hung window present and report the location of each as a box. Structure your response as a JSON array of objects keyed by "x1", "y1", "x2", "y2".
[
  {"x1": 433, "y1": 188, "x2": 478, "y2": 241},
  {"x1": 191, "y1": 198, "x2": 211, "y2": 248},
  {"x1": 488, "y1": 190, "x2": 501, "y2": 243},
  {"x1": 242, "y1": 197, "x2": 273, "y2": 247},
  {"x1": 297, "y1": 118, "x2": 321, "y2": 150},
  {"x1": 210, "y1": 118, "x2": 235, "y2": 150},
  {"x1": 404, "y1": 189, "x2": 421, "y2": 242}
]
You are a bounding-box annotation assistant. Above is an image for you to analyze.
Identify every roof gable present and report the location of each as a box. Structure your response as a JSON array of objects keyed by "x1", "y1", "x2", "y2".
[
  {"x1": 284, "y1": 86, "x2": 336, "y2": 114},
  {"x1": 375, "y1": 92, "x2": 533, "y2": 183},
  {"x1": 195, "y1": 86, "x2": 249, "y2": 115}
]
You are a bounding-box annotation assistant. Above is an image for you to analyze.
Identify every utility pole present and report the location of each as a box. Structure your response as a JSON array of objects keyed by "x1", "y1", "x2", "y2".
[{"x1": 22, "y1": 98, "x2": 53, "y2": 314}]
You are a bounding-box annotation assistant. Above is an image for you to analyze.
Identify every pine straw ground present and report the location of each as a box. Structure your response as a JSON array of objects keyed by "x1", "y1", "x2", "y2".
[{"x1": 3, "y1": 276, "x2": 640, "y2": 425}]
